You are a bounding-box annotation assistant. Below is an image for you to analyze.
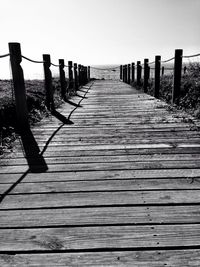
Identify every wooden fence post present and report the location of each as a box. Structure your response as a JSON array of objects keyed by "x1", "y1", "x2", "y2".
[
  {"x1": 82, "y1": 66, "x2": 85, "y2": 85},
  {"x1": 154, "y1": 55, "x2": 161, "y2": 98},
  {"x1": 137, "y1": 61, "x2": 142, "y2": 86},
  {"x1": 74, "y1": 63, "x2": 78, "y2": 91},
  {"x1": 43, "y1": 54, "x2": 54, "y2": 111},
  {"x1": 85, "y1": 66, "x2": 88, "y2": 84},
  {"x1": 88, "y1": 66, "x2": 90, "y2": 82},
  {"x1": 78, "y1": 64, "x2": 82, "y2": 86},
  {"x1": 122, "y1": 65, "x2": 125, "y2": 82},
  {"x1": 80, "y1": 65, "x2": 84, "y2": 85},
  {"x1": 143, "y1": 59, "x2": 149, "y2": 93},
  {"x1": 124, "y1": 65, "x2": 128, "y2": 83},
  {"x1": 127, "y1": 64, "x2": 131, "y2": 84},
  {"x1": 162, "y1": 66, "x2": 165, "y2": 76},
  {"x1": 59, "y1": 59, "x2": 66, "y2": 99},
  {"x1": 120, "y1": 65, "x2": 122, "y2": 80},
  {"x1": 68, "y1": 61, "x2": 73, "y2": 93},
  {"x1": 172, "y1": 49, "x2": 183, "y2": 104},
  {"x1": 131, "y1": 63, "x2": 135, "y2": 83},
  {"x1": 8, "y1": 42, "x2": 29, "y2": 128}
]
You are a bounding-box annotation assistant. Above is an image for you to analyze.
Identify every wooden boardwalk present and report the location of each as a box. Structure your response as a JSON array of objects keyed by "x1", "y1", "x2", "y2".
[{"x1": 1, "y1": 80, "x2": 200, "y2": 266}]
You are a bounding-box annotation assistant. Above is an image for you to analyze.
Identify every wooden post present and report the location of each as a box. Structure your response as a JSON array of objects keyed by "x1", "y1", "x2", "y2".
[
  {"x1": 80, "y1": 65, "x2": 83, "y2": 85},
  {"x1": 131, "y1": 63, "x2": 135, "y2": 83},
  {"x1": 127, "y1": 64, "x2": 131, "y2": 84},
  {"x1": 83, "y1": 65, "x2": 86, "y2": 85},
  {"x1": 68, "y1": 61, "x2": 73, "y2": 93},
  {"x1": 88, "y1": 66, "x2": 90, "y2": 82},
  {"x1": 122, "y1": 65, "x2": 125, "y2": 82},
  {"x1": 82, "y1": 66, "x2": 85, "y2": 85},
  {"x1": 43, "y1": 54, "x2": 54, "y2": 111},
  {"x1": 59, "y1": 59, "x2": 66, "y2": 99},
  {"x1": 120, "y1": 65, "x2": 122, "y2": 80},
  {"x1": 9, "y1": 42, "x2": 29, "y2": 128},
  {"x1": 143, "y1": 59, "x2": 149, "y2": 93},
  {"x1": 85, "y1": 66, "x2": 88, "y2": 84},
  {"x1": 74, "y1": 63, "x2": 78, "y2": 91},
  {"x1": 137, "y1": 61, "x2": 142, "y2": 86},
  {"x1": 154, "y1": 55, "x2": 161, "y2": 98},
  {"x1": 162, "y1": 66, "x2": 164, "y2": 76},
  {"x1": 172, "y1": 49, "x2": 183, "y2": 104},
  {"x1": 78, "y1": 64, "x2": 82, "y2": 86},
  {"x1": 124, "y1": 65, "x2": 128, "y2": 83}
]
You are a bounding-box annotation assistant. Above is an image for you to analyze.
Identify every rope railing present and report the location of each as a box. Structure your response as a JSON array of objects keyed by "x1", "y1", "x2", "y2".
[
  {"x1": 51, "y1": 62, "x2": 61, "y2": 67},
  {"x1": 64, "y1": 64, "x2": 74, "y2": 68},
  {"x1": 90, "y1": 65, "x2": 120, "y2": 71},
  {"x1": 21, "y1": 55, "x2": 45, "y2": 64},
  {"x1": 0, "y1": 53, "x2": 10, "y2": 58},
  {"x1": 0, "y1": 42, "x2": 90, "y2": 129},
  {"x1": 183, "y1": 53, "x2": 200, "y2": 59},
  {"x1": 161, "y1": 57, "x2": 175, "y2": 63},
  {"x1": 121, "y1": 48, "x2": 200, "y2": 104},
  {"x1": 22, "y1": 55, "x2": 74, "y2": 68},
  {"x1": 148, "y1": 61, "x2": 155, "y2": 65}
]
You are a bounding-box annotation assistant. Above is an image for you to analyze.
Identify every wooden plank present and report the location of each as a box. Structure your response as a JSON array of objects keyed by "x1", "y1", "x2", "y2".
[
  {"x1": 11, "y1": 143, "x2": 200, "y2": 153},
  {"x1": 2, "y1": 153, "x2": 200, "y2": 166},
  {"x1": 1, "y1": 178, "x2": 200, "y2": 195},
  {"x1": 1, "y1": 160, "x2": 200, "y2": 174},
  {"x1": 1, "y1": 190, "x2": 200, "y2": 209},
  {"x1": 5, "y1": 147, "x2": 200, "y2": 160},
  {"x1": 0, "y1": 224, "x2": 200, "y2": 251},
  {"x1": 0, "y1": 250, "x2": 199, "y2": 266},
  {"x1": 0, "y1": 205, "x2": 199, "y2": 228},
  {"x1": 0, "y1": 168, "x2": 200, "y2": 183}
]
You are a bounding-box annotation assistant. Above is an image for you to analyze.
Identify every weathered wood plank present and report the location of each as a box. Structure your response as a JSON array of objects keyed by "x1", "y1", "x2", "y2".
[
  {"x1": 1, "y1": 190, "x2": 200, "y2": 209},
  {"x1": 2, "y1": 154, "x2": 200, "y2": 166},
  {"x1": 0, "y1": 169, "x2": 199, "y2": 183},
  {"x1": 0, "y1": 224, "x2": 200, "y2": 251},
  {"x1": 0, "y1": 250, "x2": 199, "y2": 267},
  {"x1": 1, "y1": 160, "x2": 200, "y2": 174},
  {"x1": 1, "y1": 178, "x2": 200, "y2": 195},
  {"x1": 0, "y1": 205, "x2": 199, "y2": 228}
]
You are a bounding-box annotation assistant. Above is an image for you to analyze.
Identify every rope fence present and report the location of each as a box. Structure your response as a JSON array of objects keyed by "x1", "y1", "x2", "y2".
[
  {"x1": 90, "y1": 65, "x2": 120, "y2": 71},
  {"x1": 121, "y1": 49, "x2": 200, "y2": 104},
  {"x1": 0, "y1": 53, "x2": 10, "y2": 58},
  {"x1": 0, "y1": 42, "x2": 90, "y2": 129},
  {"x1": 161, "y1": 57, "x2": 175, "y2": 63},
  {"x1": 183, "y1": 53, "x2": 200, "y2": 59},
  {"x1": 51, "y1": 62, "x2": 61, "y2": 67},
  {"x1": 22, "y1": 55, "x2": 45, "y2": 64}
]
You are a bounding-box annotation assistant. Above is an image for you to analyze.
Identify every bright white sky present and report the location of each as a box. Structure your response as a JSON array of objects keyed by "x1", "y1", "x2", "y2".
[{"x1": 0, "y1": 0, "x2": 199, "y2": 78}]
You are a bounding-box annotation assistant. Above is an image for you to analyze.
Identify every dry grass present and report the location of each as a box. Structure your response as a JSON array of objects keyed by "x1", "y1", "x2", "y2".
[
  {"x1": 135, "y1": 62, "x2": 200, "y2": 118},
  {"x1": 0, "y1": 78, "x2": 64, "y2": 154}
]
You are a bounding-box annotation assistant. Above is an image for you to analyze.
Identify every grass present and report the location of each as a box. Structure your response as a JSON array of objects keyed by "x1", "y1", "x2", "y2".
[
  {"x1": 134, "y1": 62, "x2": 200, "y2": 118},
  {"x1": 0, "y1": 78, "x2": 66, "y2": 154}
]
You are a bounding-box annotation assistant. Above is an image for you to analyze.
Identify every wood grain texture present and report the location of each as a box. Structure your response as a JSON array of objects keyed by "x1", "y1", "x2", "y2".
[
  {"x1": 1, "y1": 190, "x2": 200, "y2": 209},
  {"x1": 1, "y1": 250, "x2": 200, "y2": 267},
  {"x1": 0, "y1": 224, "x2": 200, "y2": 251},
  {"x1": 0, "y1": 205, "x2": 199, "y2": 228}
]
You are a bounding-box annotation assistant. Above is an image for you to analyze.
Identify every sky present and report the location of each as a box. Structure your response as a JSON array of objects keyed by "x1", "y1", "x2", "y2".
[{"x1": 0, "y1": 0, "x2": 199, "y2": 78}]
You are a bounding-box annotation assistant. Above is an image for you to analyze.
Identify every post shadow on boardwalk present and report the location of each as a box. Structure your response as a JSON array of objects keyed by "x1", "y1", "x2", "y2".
[
  {"x1": 51, "y1": 108, "x2": 74, "y2": 124},
  {"x1": 63, "y1": 98, "x2": 82, "y2": 108},
  {"x1": 19, "y1": 126, "x2": 48, "y2": 173},
  {"x1": 0, "y1": 125, "x2": 49, "y2": 203},
  {"x1": 77, "y1": 88, "x2": 88, "y2": 93},
  {"x1": 75, "y1": 93, "x2": 88, "y2": 99}
]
